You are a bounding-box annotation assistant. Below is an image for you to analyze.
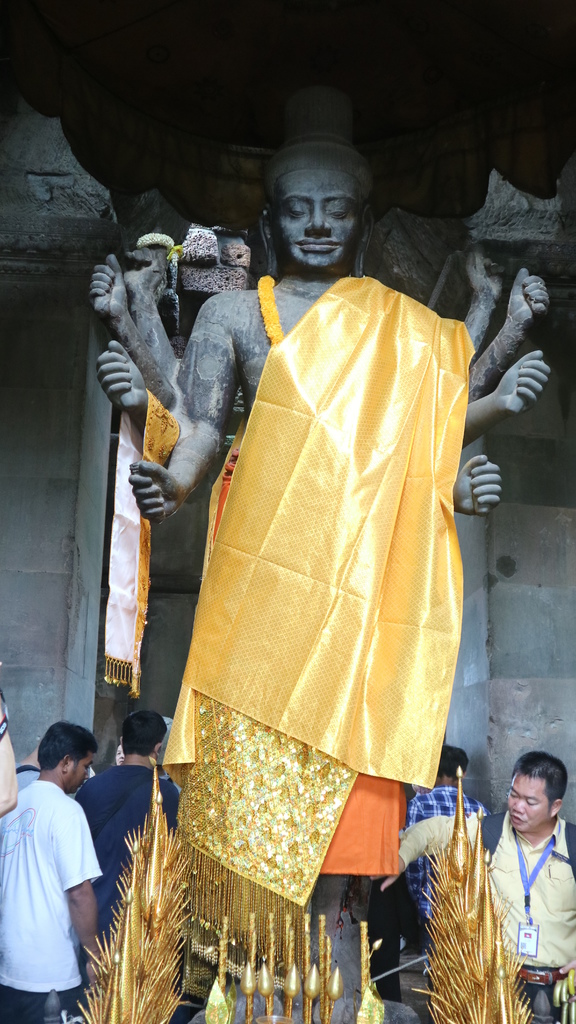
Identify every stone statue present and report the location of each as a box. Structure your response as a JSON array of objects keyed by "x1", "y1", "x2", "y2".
[
  {"x1": 91, "y1": 180, "x2": 549, "y2": 530},
  {"x1": 532, "y1": 989, "x2": 554, "y2": 1023},
  {"x1": 89, "y1": 87, "x2": 551, "y2": 1016}
]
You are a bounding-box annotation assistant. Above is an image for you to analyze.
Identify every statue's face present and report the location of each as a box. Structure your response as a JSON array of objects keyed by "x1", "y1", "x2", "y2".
[{"x1": 267, "y1": 169, "x2": 368, "y2": 278}]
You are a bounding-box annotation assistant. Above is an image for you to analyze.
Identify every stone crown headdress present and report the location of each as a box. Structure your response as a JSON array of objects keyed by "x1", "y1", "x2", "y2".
[{"x1": 264, "y1": 86, "x2": 373, "y2": 202}]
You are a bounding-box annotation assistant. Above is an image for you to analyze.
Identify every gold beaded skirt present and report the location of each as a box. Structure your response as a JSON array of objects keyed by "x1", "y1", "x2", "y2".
[{"x1": 179, "y1": 693, "x2": 355, "y2": 979}]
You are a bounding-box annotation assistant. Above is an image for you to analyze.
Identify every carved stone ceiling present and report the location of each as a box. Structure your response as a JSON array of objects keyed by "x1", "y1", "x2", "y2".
[{"x1": 5, "y1": 0, "x2": 576, "y2": 225}]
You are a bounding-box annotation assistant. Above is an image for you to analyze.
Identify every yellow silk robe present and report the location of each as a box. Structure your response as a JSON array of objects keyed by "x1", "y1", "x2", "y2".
[{"x1": 166, "y1": 277, "x2": 473, "y2": 791}]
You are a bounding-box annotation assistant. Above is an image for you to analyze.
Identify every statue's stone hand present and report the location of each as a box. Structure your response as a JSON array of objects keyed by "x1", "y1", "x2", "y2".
[
  {"x1": 128, "y1": 462, "x2": 182, "y2": 523},
  {"x1": 124, "y1": 246, "x2": 168, "y2": 306},
  {"x1": 466, "y1": 249, "x2": 503, "y2": 303},
  {"x1": 507, "y1": 268, "x2": 549, "y2": 328},
  {"x1": 454, "y1": 454, "x2": 502, "y2": 516},
  {"x1": 96, "y1": 340, "x2": 148, "y2": 422},
  {"x1": 494, "y1": 350, "x2": 550, "y2": 416},
  {"x1": 89, "y1": 254, "x2": 129, "y2": 324}
]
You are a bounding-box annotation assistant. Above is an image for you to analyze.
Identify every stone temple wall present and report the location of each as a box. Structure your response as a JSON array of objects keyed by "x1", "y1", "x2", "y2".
[
  {"x1": 0, "y1": 77, "x2": 118, "y2": 757},
  {"x1": 1, "y1": 74, "x2": 575, "y2": 809}
]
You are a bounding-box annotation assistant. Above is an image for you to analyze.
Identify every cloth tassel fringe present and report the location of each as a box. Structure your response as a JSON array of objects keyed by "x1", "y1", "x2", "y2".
[
  {"x1": 104, "y1": 655, "x2": 140, "y2": 698},
  {"x1": 182, "y1": 841, "x2": 305, "y2": 992}
]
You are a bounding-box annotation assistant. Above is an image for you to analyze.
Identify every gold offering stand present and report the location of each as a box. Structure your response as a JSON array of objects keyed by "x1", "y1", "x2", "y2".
[
  {"x1": 202, "y1": 910, "x2": 383, "y2": 1024},
  {"x1": 424, "y1": 767, "x2": 533, "y2": 1024}
]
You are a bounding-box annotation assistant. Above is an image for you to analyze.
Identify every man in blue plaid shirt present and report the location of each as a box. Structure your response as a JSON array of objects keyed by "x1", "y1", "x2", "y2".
[{"x1": 405, "y1": 744, "x2": 489, "y2": 933}]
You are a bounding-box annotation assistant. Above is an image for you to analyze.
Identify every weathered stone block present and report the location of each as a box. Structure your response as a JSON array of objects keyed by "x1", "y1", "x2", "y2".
[
  {"x1": 0, "y1": 478, "x2": 77, "y2": 573},
  {"x1": 488, "y1": 502, "x2": 576, "y2": 588},
  {"x1": 456, "y1": 510, "x2": 488, "y2": 602},
  {"x1": 0, "y1": 387, "x2": 83, "y2": 479},
  {"x1": 1, "y1": 667, "x2": 59, "y2": 760},
  {"x1": 487, "y1": 435, "x2": 576, "y2": 508},
  {"x1": 446, "y1": 678, "x2": 490, "y2": 808},
  {"x1": 0, "y1": 569, "x2": 71, "y2": 668},
  {"x1": 488, "y1": 677, "x2": 576, "y2": 820},
  {"x1": 489, "y1": 583, "x2": 576, "y2": 679}
]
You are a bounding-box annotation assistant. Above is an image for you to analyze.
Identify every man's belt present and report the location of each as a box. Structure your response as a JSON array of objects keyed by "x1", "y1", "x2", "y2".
[{"x1": 519, "y1": 967, "x2": 563, "y2": 986}]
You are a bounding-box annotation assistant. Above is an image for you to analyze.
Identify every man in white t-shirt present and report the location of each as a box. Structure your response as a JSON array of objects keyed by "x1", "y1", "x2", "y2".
[{"x1": 0, "y1": 721, "x2": 101, "y2": 1024}]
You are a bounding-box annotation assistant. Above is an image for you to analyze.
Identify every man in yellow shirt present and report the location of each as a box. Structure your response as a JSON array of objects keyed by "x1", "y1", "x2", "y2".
[{"x1": 383, "y1": 751, "x2": 575, "y2": 1018}]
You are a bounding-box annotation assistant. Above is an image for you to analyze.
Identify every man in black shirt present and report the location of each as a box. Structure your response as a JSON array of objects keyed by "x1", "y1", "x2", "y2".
[{"x1": 76, "y1": 710, "x2": 179, "y2": 939}]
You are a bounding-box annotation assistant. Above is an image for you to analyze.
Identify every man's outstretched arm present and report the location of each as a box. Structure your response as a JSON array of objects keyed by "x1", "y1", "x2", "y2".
[{"x1": 379, "y1": 814, "x2": 471, "y2": 891}]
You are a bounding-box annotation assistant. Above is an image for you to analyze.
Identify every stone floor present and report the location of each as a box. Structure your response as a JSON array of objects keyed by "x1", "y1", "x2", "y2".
[{"x1": 398, "y1": 947, "x2": 429, "y2": 1021}]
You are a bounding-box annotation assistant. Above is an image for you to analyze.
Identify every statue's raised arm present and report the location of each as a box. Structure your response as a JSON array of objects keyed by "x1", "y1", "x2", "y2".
[
  {"x1": 128, "y1": 293, "x2": 240, "y2": 521},
  {"x1": 460, "y1": 254, "x2": 551, "y2": 446}
]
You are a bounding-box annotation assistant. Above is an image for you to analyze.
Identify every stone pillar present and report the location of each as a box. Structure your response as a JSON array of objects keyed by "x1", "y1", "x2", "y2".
[{"x1": 0, "y1": 84, "x2": 119, "y2": 756}]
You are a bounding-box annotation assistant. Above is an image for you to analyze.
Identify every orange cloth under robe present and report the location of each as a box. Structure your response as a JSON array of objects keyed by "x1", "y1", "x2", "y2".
[{"x1": 321, "y1": 775, "x2": 406, "y2": 875}]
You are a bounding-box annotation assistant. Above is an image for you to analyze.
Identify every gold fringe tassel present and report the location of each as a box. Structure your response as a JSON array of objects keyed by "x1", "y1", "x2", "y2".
[
  {"x1": 104, "y1": 655, "x2": 139, "y2": 697},
  {"x1": 183, "y1": 840, "x2": 306, "y2": 989}
]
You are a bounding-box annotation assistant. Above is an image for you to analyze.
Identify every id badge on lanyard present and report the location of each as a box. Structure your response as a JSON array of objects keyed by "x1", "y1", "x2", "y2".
[
  {"x1": 514, "y1": 826, "x2": 557, "y2": 958},
  {"x1": 517, "y1": 923, "x2": 540, "y2": 958}
]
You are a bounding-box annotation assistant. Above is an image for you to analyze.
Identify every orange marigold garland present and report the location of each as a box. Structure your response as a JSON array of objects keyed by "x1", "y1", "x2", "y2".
[{"x1": 257, "y1": 275, "x2": 284, "y2": 345}]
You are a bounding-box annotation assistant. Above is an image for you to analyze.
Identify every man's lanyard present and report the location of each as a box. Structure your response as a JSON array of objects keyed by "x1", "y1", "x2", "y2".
[{"x1": 514, "y1": 827, "x2": 557, "y2": 925}]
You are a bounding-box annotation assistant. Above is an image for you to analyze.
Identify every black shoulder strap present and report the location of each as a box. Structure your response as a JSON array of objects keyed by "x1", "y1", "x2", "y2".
[
  {"x1": 481, "y1": 813, "x2": 576, "y2": 885},
  {"x1": 90, "y1": 775, "x2": 152, "y2": 842},
  {"x1": 563, "y1": 822, "x2": 576, "y2": 885},
  {"x1": 481, "y1": 811, "x2": 506, "y2": 856},
  {"x1": 16, "y1": 764, "x2": 40, "y2": 775}
]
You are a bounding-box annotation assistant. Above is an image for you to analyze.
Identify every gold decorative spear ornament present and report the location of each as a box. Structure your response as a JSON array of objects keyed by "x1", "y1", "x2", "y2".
[
  {"x1": 325, "y1": 967, "x2": 344, "y2": 1024},
  {"x1": 425, "y1": 769, "x2": 532, "y2": 1024},
  {"x1": 82, "y1": 763, "x2": 188, "y2": 1024},
  {"x1": 283, "y1": 963, "x2": 301, "y2": 1020},
  {"x1": 356, "y1": 919, "x2": 385, "y2": 1024},
  {"x1": 303, "y1": 962, "x2": 321, "y2": 1024}
]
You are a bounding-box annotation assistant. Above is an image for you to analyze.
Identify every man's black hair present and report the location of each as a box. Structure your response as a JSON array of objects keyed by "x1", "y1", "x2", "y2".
[
  {"x1": 512, "y1": 750, "x2": 568, "y2": 805},
  {"x1": 438, "y1": 744, "x2": 469, "y2": 780},
  {"x1": 121, "y1": 710, "x2": 167, "y2": 757},
  {"x1": 38, "y1": 721, "x2": 98, "y2": 770}
]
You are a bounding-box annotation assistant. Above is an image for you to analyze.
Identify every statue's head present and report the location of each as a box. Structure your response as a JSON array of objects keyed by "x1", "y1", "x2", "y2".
[{"x1": 261, "y1": 87, "x2": 373, "y2": 279}]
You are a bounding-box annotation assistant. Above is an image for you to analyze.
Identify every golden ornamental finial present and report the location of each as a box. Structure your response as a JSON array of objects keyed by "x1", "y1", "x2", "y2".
[
  {"x1": 82, "y1": 772, "x2": 187, "y2": 1024},
  {"x1": 466, "y1": 808, "x2": 486, "y2": 935},
  {"x1": 447, "y1": 763, "x2": 470, "y2": 882},
  {"x1": 481, "y1": 849, "x2": 496, "y2": 974},
  {"x1": 258, "y1": 960, "x2": 274, "y2": 999},
  {"x1": 426, "y1": 800, "x2": 531, "y2": 1024}
]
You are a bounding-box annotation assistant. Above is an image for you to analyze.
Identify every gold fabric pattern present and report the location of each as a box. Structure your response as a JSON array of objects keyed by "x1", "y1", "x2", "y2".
[
  {"x1": 132, "y1": 393, "x2": 179, "y2": 696},
  {"x1": 179, "y1": 695, "x2": 356, "y2": 906},
  {"x1": 166, "y1": 277, "x2": 473, "y2": 788},
  {"x1": 143, "y1": 391, "x2": 180, "y2": 465}
]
